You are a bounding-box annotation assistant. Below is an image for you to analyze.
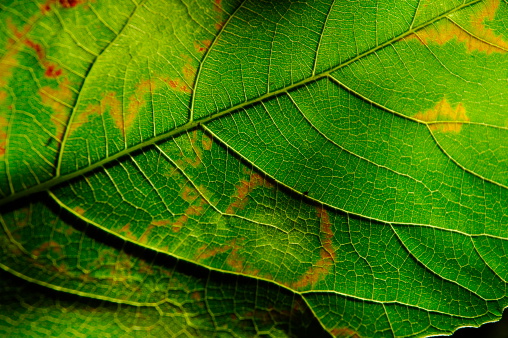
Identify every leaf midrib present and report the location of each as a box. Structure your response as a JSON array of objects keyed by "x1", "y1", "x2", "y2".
[{"x1": 0, "y1": 0, "x2": 482, "y2": 207}]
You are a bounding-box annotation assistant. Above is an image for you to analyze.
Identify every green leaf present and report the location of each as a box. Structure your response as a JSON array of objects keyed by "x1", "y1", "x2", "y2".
[{"x1": 1, "y1": 0, "x2": 507, "y2": 336}]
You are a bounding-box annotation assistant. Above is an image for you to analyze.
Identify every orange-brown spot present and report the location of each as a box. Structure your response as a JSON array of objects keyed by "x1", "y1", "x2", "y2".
[
  {"x1": 413, "y1": 98, "x2": 470, "y2": 132},
  {"x1": 68, "y1": 103, "x2": 100, "y2": 135},
  {"x1": 196, "y1": 239, "x2": 239, "y2": 260},
  {"x1": 1, "y1": 21, "x2": 26, "y2": 93},
  {"x1": 137, "y1": 260, "x2": 154, "y2": 274},
  {"x1": 73, "y1": 206, "x2": 86, "y2": 215},
  {"x1": 41, "y1": 0, "x2": 85, "y2": 13},
  {"x1": 202, "y1": 134, "x2": 213, "y2": 150},
  {"x1": 406, "y1": 0, "x2": 508, "y2": 54},
  {"x1": 172, "y1": 198, "x2": 206, "y2": 232},
  {"x1": 138, "y1": 224, "x2": 154, "y2": 245},
  {"x1": 118, "y1": 223, "x2": 137, "y2": 242},
  {"x1": 45, "y1": 64, "x2": 62, "y2": 78},
  {"x1": 290, "y1": 206, "x2": 335, "y2": 289},
  {"x1": 213, "y1": 0, "x2": 222, "y2": 12},
  {"x1": 7, "y1": 19, "x2": 64, "y2": 78},
  {"x1": 182, "y1": 64, "x2": 196, "y2": 81},
  {"x1": 191, "y1": 291, "x2": 202, "y2": 301},
  {"x1": 122, "y1": 79, "x2": 157, "y2": 135},
  {"x1": 226, "y1": 173, "x2": 274, "y2": 214},
  {"x1": 163, "y1": 78, "x2": 192, "y2": 94},
  {"x1": 32, "y1": 241, "x2": 62, "y2": 258},
  {"x1": 195, "y1": 238, "x2": 268, "y2": 277},
  {"x1": 330, "y1": 327, "x2": 361, "y2": 338},
  {"x1": 212, "y1": 0, "x2": 225, "y2": 30},
  {"x1": 0, "y1": 116, "x2": 8, "y2": 157},
  {"x1": 39, "y1": 79, "x2": 73, "y2": 141},
  {"x1": 181, "y1": 186, "x2": 200, "y2": 202},
  {"x1": 151, "y1": 220, "x2": 172, "y2": 227},
  {"x1": 175, "y1": 130, "x2": 204, "y2": 168},
  {"x1": 194, "y1": 39, "x2": 212, "y2": 53}
]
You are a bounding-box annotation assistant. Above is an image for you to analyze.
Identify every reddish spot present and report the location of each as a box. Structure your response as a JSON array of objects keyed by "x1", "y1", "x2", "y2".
[
  {"x1": 330, "y1": 327, "x2": 361, "y2": 338},
  {"x1": 211, "y1": 0, "x2": 225, "y2": 31},
  {"x1": 45, "y1": 64, "x2": 62, "y2": 78},
  {"x1": 413, "y1": 98, "x2": 470, "y2": 133},
  {"x1": 406, "y1": 0, "x2": 508, "y2": 54},
  {"x1": 213, "y1": 0, "x2": 222, "y2": 12},
  {"x1": 191, "y1": 291, "x2": 202, "y2": 301},
  {"x1": 0, "y1": 116, "x2": 8, "y2": 157},
  {"x1": 39, "y1": 79, "x2": 73, "y2": 141},
  {"x1": 60, "y1": 0, "x2": 80, "y2": 8},
  {"x1": 215, "y1": 22, "x2": 225, "y2": 31},
  {"x1": 41, "y1": 0, "x2": 85, "y2": 13},
  {"x1": 7, "y1": 19, "x2": 64, "y2": 78},
  {"x1": 194, "y1": 39, "x2": 212, "y2": 53},
  {"x1": 32, "y1": 241, "x2": 62, "y2": 258},
  {"x1": 289, "y1": 206, "x2": 335, "y2": 289},
  {"x1": 163, "y1": 78, "x2": 192, "y2": 94},
  {"x1": 225, "y1": 173, "x2": 274, "y2": 214}
]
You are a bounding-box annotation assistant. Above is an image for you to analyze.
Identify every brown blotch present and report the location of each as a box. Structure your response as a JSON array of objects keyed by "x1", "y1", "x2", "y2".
[
  {"x1": 406, "y1": 0, "x2": 508, "y2": 54},
  {"x1": 0, "y1": 116, "x2": 8, "y2": 157},
  {"x1": 175, "y1": 130, "x2": 203, "y2": 169},
  {"x1": 118, "y1": 223, "x2": 138, "y2": 242},
  {"x1": 196, "y1": 239, "x2": 240, "y2": 260},
  {"x1": 225, "y1": 173, "x2": 274, "y2": 214},
  {"x1": 172, "y1": 198, "x2": 206, "y2": 233},
  {"x1": 194, "y1": 39, "x2": 212, "y2": 53},
  {"x1": 41, "y1": 0, "x2": 85, "y2": 13},
  {"x1": 7, "y1": 19, "x2": 64, "y2": 78},
  {"x1": 39, "y1": 79, "x2": 73, "y2": 141},
  {"x1": 212, "y1": 0, "x2": 224, "y2": 30},
  {"x1": 290, "y1": 206, "x2": 335, "y2": 289},
  {"x1": 122, "y1": 79, "x2": 157, "y2": 135},
  {"x1": 202, "y1": 134, "x2": 213, "y2": 150},
  {"x1": 73, "y1": 206, "x2": 86, "y2": 215},
  {"x1": 330, "y1": 327, "x2": 361, "y2": 338},
  {"x1": 32, "y1": 240, "x2": 62, "y2": 258},
  {"x1": 413, "y1": 98, "x2": 470, "y2": 133},
  {"x1": 161, "y1": 62, "x2": 196, "y2": 94},
  {"x1": 68, "y1": 103, "x2": 100, "y2": 135},
  {"x1": 162, "y1": 78, "x2": 192, "y2": 94}
]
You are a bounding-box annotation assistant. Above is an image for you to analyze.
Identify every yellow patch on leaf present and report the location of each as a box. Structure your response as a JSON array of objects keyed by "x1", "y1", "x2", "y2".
[
  {"x1": 39, "y1": 79, "x2": 73, "y2": 141},
  {"x1": 289, "y1": 206, "x2": 335, "y2": 289},
  {"x1": 122, "y1": 79, "x2": 157, "y2": 135},
  {"x1": 406, "y1": 0, "x2": 508, "y2": 54},
  {"x1": 413, "y1": 98, "x2": 470, "y2": 133}
]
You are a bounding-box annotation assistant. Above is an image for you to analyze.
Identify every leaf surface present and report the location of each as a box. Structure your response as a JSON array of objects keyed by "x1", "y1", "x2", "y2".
[{"x1": 1, "y1": 0, "x2": 508, "y2": 337}]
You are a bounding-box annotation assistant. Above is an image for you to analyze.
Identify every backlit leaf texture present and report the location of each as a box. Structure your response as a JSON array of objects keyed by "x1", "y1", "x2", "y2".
[{"x1": 1, "y1": 0, "x2": 507, "y2": 337}]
